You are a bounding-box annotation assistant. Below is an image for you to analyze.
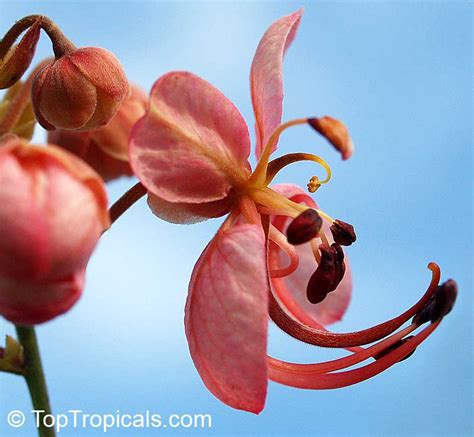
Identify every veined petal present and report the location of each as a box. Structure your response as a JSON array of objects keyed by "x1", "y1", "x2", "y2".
[
  {"x1": 130, "y1": 72, "x2": 251, "y2": 204},
  {"x1": 270, "y1": 183, "x2": 352, "y2": 326},
  {"x1": 251, "y1": 9, "x2": 303, "y2": 157},
  {"x1": 185, "y1": 222, "x2": 269, "y2": 413}
]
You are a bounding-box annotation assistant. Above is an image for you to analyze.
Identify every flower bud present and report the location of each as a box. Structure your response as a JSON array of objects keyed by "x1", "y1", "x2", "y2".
[
  {"x1": 0, "y1": 20, "x2": 41, "y2": 89},
  {"x1": 47, "y1": 85, "x2": 147, "y2": 181},
  {"x1": 0, "y1": 81, "x2": 36, "y2": 140},
  {"x1": 0, "y1": 135, "x2": 109, "y2": 325},
  {"x1": 32, "y1": 46, "x2": 130, "y2": 131}
]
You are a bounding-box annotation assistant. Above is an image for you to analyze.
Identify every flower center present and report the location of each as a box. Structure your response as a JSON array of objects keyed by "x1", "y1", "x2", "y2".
[{"x1": 235, "y1": 116, "x2": 357, "y2": 306}]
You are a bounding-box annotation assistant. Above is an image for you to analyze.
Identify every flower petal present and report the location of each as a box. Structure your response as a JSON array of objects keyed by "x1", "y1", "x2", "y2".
[
  {"x1": 147, "y1": 193, "x2": 232, "y2": 224},
  {"x1": 251, "y1": 9, "x2": 303, "y2": 157},
  {"x1": 185, "y1": 221, "x2": 269, "y2": 413},
  {"x1": 270, "y1": 184, "x2": 352, "y2": 326},
  {"x1": 129, "y1": 72, "x2": 251, "y2": 204}
]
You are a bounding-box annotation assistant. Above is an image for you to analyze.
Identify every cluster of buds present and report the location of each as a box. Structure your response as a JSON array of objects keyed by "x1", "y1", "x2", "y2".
[
  {"x1": 0, "y1": 15, "x2": 130, "y2": 132},
  {"x1": 0, "y1": 15, "x2": 139, "y2": 324}
]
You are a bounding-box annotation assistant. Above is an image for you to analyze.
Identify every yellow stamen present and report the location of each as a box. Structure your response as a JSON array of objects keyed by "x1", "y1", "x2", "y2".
[
  {"x1": 249, "y1": 187, "x2": 335, "y2": 223},
  {"x1": 250, "y1": 118, "x2": 309, "y2": 186},
  {"x1": 307, "y1": 176, "x2": 321, "y2": 193},
  {"x1": 264, "y1": 152, "x2": 332, "y2": 189}
]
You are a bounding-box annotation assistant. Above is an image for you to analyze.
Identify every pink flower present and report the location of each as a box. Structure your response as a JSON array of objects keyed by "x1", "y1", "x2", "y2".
[
  {"x1": 48, "y1": 85, "x2": 147, "y2": 181},
  {"x1": 129, "y1": 9, "x2": 455, "y2": 413},
  {"x1": 0, "y1": 134, "x2": 109, "y2": 325}
]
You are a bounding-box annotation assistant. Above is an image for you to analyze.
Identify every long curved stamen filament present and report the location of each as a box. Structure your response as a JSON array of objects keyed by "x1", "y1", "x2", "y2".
[
  {"x1": 269, "y1": 323, "x2": 418, "y2": 375},
  {"x1": 268, "y1": 224, "x2": 299, "y2": 278},
  {"x1": 319, "y1": 230, "x2": 330, "y2": 246},
  {"x1": 268, "y1": 322, "x2": 440, "y2": 389},
  {"x1": 267, "y1": 230, "x2": 362, "y2": 354},
  {"x1": 250, "y1": 118, "x2": 308, "y2": 186},
  {"x1": 310, "y1": 238, "x2": 322, "y2": 264},
  {"x1": 265, "y1": 152, "x2": 332, "y2": 188},
  {"x1": 269, "y1": 263, "x2": 440, "y2": 348}
]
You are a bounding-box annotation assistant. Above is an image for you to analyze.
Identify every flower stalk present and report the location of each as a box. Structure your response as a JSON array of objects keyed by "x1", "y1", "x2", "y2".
[
  {"x1": 109, "y1": 182, "x2": 147, "y2": 225},
  {"x1": 0, "y1": 15, "x2": 75, "y2": 60},
  {"x1": 15, "y1": 325, "x2": 55, "y2": 437}
]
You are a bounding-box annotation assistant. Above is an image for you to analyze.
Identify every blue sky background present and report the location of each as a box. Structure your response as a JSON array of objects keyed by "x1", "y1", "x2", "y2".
[{"x1": 0, "y1": 1, "x2": 472, "y2": 436}]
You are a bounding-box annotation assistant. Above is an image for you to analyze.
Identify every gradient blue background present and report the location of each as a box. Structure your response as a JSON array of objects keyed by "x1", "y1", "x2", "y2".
[{"x1": 0, "y1": 1, "x2": 472, "y2": 435}]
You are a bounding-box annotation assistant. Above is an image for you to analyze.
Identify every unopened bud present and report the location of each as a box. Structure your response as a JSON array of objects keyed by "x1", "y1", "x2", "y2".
[
  {"x1": 0, "y1": 21, "x2": 41, "y2": 89},
  {"x1": 0, "y1": 81, "x2": 36, "y2": 140},
  {"x1": 48, "y1": 85, "x2": 146, "y2": 181},
  {"x1": 32, "y1": 47, "x2": 130, "y2": 131}
]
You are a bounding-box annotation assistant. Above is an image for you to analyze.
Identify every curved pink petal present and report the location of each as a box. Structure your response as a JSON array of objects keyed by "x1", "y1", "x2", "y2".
[
  {"x1": 269, "y1": 183, "x2": 352, "y2": 326},
  {"x1": 185, "y1": 222, "x2": 269, "y2": 413},
  {"x1": 129, "y1": 72, "x2": 251, "y2": 204},
  {"x1": 251, "y1": 9, "x2": 303, "y2": 157},
  {"x1": 147, "y1": 193, "x2": 232, "y2": 224}
]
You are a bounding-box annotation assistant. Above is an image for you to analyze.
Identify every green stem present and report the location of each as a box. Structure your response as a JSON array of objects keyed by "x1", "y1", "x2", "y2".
[{"x1": 15, "y1": 325, "x2": 56, "y2": 437}]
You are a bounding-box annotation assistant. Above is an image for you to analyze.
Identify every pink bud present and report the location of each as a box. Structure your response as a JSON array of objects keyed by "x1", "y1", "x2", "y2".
[
  {"x1": 48, "y1": 85, "x2": 147, "y2": 181},
  {"x1": 0, "y1": 20, "x2": 41, "y2": 89},
  {"x1": 32, "y1": 47, "x2": 130, "y2": 131},
  {"x1": 0, "y1": 135, "x2": 110, "y2": 325}
]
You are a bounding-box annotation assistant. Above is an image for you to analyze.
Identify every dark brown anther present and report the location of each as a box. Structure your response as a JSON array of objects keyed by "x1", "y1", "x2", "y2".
[
  {"x1": 412, "y1": 299, "x2": 434, "y2": 325},
  {"x1": 374, "y1": 336, "x2": 416, "y2": 362},
  {"x1": 286, "y1": 209, "x2": 323, "y2": 245},
  {"x1": 329, "y1": 243, "x2": 346, "y2": 291},
  {"x1": 306, "y1": 243, "x2": 337, "y2": 304},
  {"x1": 430, "y1": 279, "x2": 457, "y2": 322},
  {"x1": 330, "y1": 219, "x2": 356, "y2": 246}
]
